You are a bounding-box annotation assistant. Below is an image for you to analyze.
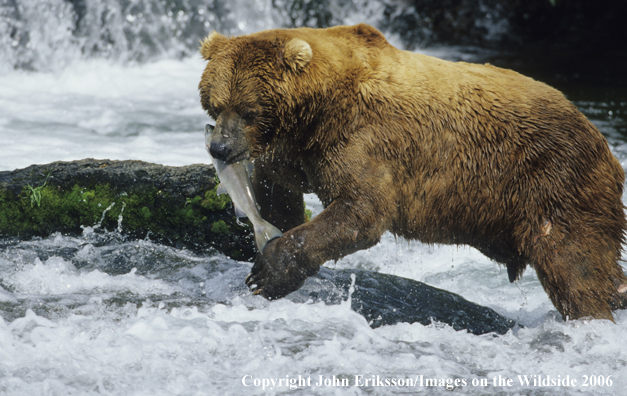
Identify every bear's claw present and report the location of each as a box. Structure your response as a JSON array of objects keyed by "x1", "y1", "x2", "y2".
[{"x1": 244, "y1": 235, "x2": 314, "y2": 300}]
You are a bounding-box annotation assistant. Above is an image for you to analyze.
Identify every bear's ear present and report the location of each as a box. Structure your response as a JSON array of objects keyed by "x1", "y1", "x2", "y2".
[
  {"x1": 351, "y1": 24, "x2": 388, "y2": 47},
  {"x1": 199, "y1": 31, "x2": 228, "y2": 60},
  {"x1": 283, "y1": 38, "x2": 312, "y2": 72}
]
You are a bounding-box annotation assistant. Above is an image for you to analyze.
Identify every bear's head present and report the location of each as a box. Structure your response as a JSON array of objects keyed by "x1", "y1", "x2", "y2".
[{"x1": 199, "y1": 31, "x2": 313, "y2": 164}]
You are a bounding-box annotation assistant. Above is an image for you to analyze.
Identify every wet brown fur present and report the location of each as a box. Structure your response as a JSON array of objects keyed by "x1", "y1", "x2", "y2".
[{"x1": 199, "y1": 24, "x2": 627, "y2": 321}]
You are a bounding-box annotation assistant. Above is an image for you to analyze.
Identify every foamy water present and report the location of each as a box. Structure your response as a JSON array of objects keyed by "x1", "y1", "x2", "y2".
[
  {"x1": 2, "y1": 1, "x2": 627, "y2": 395},
  {"x1": 1, "y1": 226, "x2": 627, "y2": 395},
  {"x1": 0, "y1": 58, "x2": 209, "y2": 171}
]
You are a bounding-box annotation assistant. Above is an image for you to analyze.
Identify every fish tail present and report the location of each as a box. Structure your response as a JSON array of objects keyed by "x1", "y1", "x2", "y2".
[{"x1": 254, "y1": 220, "x2": 283, "y2": 253}]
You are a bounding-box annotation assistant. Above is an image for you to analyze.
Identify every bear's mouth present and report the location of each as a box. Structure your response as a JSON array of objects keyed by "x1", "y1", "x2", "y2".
[{"x1": 228, "y1": 150, "x2": 250, "y2": 164}]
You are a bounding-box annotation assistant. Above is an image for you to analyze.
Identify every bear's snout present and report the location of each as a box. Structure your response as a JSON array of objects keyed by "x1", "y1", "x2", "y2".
[{"x1": 209, "y1": 141, "x2": 232, "y2": 162}]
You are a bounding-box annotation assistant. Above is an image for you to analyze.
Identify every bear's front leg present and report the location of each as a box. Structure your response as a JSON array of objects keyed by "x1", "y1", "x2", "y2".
[
  {"x1": 245, "y1": 198, "x2": 390, "y2": 299},
  {"x1": 252, "y1": 158, "x2": 306, "y2": 233}
]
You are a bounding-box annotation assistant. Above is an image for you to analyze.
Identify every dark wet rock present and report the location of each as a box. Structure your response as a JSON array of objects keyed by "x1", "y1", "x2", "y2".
[
  {"x1": 301, "y1": 268, "x2": 518, "y2": 335},
  {"x1": 0, "y1": 159, "x2": 256, "y2": 260}
]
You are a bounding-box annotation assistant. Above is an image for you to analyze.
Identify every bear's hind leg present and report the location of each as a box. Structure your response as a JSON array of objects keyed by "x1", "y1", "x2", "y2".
[{"x1": 530, "y1": 224, "x2": 627, "y2": 321}]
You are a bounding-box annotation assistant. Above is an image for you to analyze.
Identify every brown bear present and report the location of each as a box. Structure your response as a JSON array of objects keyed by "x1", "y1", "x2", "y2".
[{"x1": 199, "y1": 24, "x2": 627, "y2": 321}]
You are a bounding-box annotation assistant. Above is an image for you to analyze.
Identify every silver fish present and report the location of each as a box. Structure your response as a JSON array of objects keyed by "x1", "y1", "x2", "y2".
[{"x1": 205, "y1": 124, "x2": 283, "y2": 253}]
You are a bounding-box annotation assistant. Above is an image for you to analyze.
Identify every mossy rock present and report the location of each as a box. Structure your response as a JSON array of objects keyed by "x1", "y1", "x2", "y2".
[{"x1": 0, "y1": 159, "x2": 256, "y2": 260}]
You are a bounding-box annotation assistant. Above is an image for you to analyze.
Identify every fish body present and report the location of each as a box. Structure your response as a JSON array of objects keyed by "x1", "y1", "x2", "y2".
[{"x1": 205, "y1": 124, "x2": 283, "y2": 252}]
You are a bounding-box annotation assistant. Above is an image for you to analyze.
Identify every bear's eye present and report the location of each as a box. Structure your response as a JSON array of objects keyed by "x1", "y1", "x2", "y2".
[{"x1": 241, "y1": 108, "x2": 260, "y2": 121}]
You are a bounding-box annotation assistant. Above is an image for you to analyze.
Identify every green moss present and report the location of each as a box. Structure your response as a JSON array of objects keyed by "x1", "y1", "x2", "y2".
[
  {"x1": 0, "y1": 180, "x2": 236, "y2": 239},
  {"x1": 81, "y1": 190, "x2": 96, "y2": 201},
  {"x1": 0, "y1": 184, "x2": 113, "y2": 235},
  {"x1": 201, "y1": 185, "x2": 230, "y2": 211},
  {"x1": 211, "y1": 220, "x2": 229, "y2": 234}
]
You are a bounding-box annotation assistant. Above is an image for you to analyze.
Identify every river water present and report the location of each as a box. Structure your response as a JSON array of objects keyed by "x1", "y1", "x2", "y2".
[{"x1": 1, "y1": 1, "x2": 626, "y2": 395}]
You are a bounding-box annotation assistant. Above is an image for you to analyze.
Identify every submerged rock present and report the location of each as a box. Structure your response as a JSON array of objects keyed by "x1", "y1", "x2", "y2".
[
  {"x1": 299, "y1": 268, "x2": 518, "y2": 335},
  {"x1": 0, "y1": 159, "x2": 256, "y2": 260}
]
